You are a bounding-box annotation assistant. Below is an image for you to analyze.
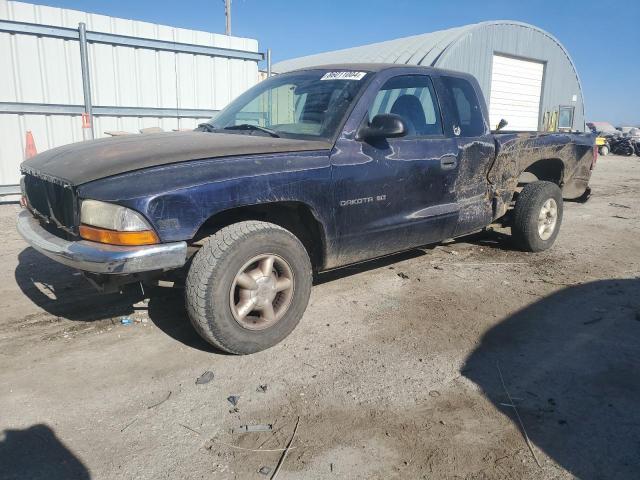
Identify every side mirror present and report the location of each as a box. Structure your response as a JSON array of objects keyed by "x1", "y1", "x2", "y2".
[
  {"x1": 496, "y1": 118, "x2": 508, "y2": 131},
  {"x1": 358, "y1": 114, "x2": 408, "y2": 140}
]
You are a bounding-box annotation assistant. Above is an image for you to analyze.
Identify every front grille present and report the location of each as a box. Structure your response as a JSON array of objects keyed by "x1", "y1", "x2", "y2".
[{"x1": 23, "y1": 174, "x2": 78, "y2": 235}]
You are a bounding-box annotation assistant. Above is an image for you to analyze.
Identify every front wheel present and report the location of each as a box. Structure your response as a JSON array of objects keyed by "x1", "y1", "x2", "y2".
[
  {"x1": 511, "y1": 181, "x2": 563, "y2": 252},
  {"x1": 599, "y1": 145, "x2": 609, "y2": 156},
  {"x1": 185, "y1": 221, "x2": 312, "y2": 354}
]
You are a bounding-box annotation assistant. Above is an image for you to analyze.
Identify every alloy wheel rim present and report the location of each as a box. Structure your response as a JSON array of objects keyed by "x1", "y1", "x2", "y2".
[
  {"x1": 537, "y1": 198, "x2": 558, "y2": 240},
  {"x1": 229, "y1": 254, "x2": 294, "y2": 330}
]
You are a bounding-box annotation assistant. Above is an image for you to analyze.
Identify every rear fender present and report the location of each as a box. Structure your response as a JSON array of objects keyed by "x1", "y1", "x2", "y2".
[{"x1": 489, "y1": 132, "x2": 593, "y2": 206}]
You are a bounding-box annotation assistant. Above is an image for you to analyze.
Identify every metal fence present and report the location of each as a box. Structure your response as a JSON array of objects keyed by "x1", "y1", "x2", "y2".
[{"x1": 0, "y1": 0, "x2": 264, "y2": 195}]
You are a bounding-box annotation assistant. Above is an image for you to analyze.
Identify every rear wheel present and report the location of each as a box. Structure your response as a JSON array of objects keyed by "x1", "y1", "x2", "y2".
[
  {"x1": 185, "y1": 221, "x2": 312, "y2": 354},
  {"x1": 512, "y1": 181, "x2": 563, "y2": 252}
]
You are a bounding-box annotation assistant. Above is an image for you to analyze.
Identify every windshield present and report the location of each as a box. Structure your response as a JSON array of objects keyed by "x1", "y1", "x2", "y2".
[{"x1": 205, "y1": 69, "x2": 371, "y2": 140}]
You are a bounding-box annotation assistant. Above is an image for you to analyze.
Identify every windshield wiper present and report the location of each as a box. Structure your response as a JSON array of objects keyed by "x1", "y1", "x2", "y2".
[
  {"x1": 196, "y1": 122, "x2": 217, "y2": 132},
  {"x1": 223, "y1": 124, "x2": 280, "y2": 138}
]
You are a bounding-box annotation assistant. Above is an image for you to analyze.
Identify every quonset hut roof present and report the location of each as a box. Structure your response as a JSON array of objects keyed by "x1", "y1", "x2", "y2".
[
  {"x1": 273, "y1": 21, "x2": 585, "y2": 131},
  {"x1": 273, "y1": 20, "x2": 578, "y2": 75},
  {"x1": 273, "y1": 23, "x2": 472, "y2": 71}
]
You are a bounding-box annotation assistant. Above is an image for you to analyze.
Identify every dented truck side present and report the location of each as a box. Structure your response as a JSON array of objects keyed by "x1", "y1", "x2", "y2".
[{"x1": 18, "y1": 64, "x2": 594, "y2": 353}]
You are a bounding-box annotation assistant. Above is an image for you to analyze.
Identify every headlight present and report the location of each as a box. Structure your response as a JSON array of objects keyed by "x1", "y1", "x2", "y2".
[
  {"x1": 81, "y1": 200, "x2": 151, "y2": 231},
  {"x1": 79, "y1": 200, "x2": 159, "y2": 246}
]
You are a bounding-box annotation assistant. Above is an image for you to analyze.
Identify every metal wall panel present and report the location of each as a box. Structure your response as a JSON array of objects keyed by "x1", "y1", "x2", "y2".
[{"x1": 0, "y1": 0, "x2": 260, "y2": 189}]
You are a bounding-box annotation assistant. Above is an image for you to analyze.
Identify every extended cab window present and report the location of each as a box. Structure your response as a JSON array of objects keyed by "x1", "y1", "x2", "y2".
[
  {"x1": 369, "y1": 75, "x2": 442, "y2": 137},
  {"x1": 441, "y1": 76, "x2": 486, "y2": 137}
]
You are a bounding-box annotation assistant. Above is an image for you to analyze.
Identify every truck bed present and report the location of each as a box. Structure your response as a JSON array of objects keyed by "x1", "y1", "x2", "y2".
[{"x1": 488, "y1": 131, "x2": 595, "y2": 218}]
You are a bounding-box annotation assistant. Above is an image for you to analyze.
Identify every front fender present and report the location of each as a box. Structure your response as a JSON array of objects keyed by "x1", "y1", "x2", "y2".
[{"x1": 77, "y1": 150, "x2": 332, "y2": 242}]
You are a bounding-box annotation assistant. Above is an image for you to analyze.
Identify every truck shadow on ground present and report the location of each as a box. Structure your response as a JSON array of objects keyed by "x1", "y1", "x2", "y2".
[
  {"x1": 463, "y1": 278, "x2": 640, "y2": 479},
  {"x1": 14, "y1": 226, "x2": 516, "y2": 351},
  {"x1": 315, "y1": 229, "x2": 516, "y2": 284},
  {"x1": 0, "y1": 424, "x2": 90, "y2": 480},
  {"x1": 451, "y1": 228, "x2": 517, "y2": 250},
  {"x1": 14, "y1": 247, "x2": 140, "y2": 322},
  {"x1": 314, "y1": 248, "x2": 427, "y2": 284},
  {"x1": 14, "y1": 248, "x2": 218, "y2": 353}
]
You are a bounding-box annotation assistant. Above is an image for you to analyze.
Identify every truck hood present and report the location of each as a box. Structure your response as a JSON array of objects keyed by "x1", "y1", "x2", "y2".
[{"x1": 21, "y1": 131, "x2": 332, "y2": 186}]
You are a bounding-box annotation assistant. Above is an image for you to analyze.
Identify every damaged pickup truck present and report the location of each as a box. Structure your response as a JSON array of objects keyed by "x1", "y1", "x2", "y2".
[{"x1": 17, "y1": 64, "x2": 596, "y2": 354}]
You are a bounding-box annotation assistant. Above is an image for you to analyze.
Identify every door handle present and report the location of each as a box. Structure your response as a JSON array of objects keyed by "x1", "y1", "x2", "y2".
[{"x1": 440, "y1": 157, "x2": 458, "y2": 170}]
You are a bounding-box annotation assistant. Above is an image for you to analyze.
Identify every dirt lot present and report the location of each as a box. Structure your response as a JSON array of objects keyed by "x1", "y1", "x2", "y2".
[{"x1": 1, "y1": 154, "x2": 639, "y2": 480}]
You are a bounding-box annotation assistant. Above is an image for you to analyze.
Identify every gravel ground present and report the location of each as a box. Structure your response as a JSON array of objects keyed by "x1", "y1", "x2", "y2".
[{"x1": 1, "y1": 154, "x2": 639, "y2": 480}]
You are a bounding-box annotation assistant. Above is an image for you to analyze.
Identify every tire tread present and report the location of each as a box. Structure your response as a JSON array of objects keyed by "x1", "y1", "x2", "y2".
[
  {"x1": 512, "y1": 181, "x2": 563, "y2": 252},
  {"x1": 185, "y1": 221, "x2": 311, "y2": 354}
]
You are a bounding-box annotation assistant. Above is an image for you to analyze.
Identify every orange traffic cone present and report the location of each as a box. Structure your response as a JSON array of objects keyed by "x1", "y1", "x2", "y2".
[{"x1": 25, "y1": 130, "x2": 37, "y2": 159}]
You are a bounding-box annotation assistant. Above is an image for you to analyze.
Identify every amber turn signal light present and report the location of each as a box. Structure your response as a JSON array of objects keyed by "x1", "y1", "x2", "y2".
[{"x1": 79, "y1": 225, "x2": 160, "y2": 246}]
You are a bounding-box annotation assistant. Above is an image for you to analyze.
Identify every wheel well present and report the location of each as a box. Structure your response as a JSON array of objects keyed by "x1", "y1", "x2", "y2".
[
  {"x1": 519, "y1": 158, "x2": 564, "y2": 185},
  {"x1": 193, "y1": 202, "x2": 325, "y2": 271}
]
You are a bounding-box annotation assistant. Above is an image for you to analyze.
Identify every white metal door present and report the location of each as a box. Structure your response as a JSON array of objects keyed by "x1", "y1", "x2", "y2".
[{"x1": 489, "y1": 54, "x2": 544, "y2": 131}]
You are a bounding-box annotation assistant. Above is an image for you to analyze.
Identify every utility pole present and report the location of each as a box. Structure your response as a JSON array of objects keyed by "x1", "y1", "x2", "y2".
[{"x1": 224, "y1": 0, "x2": 231, "y2": 35}]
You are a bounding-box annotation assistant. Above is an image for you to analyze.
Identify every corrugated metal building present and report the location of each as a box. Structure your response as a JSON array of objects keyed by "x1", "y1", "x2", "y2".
[
  {"x1": 0, "y1": 0, "x2": 262, "y2": 193},
  {"x1": 273, "y1": 21, "x2": 584, "y2": 133}
]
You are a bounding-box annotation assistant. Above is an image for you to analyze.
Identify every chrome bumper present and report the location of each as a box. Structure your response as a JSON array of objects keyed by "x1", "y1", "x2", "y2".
[{"x1": 16, "y1": 210, "x2": 187, "y2": 274}]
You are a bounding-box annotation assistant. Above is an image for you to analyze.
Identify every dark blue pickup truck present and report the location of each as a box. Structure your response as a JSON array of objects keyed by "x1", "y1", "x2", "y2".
[{"x1": 18, "y1": 64, "x2": 595, "y2": 354}]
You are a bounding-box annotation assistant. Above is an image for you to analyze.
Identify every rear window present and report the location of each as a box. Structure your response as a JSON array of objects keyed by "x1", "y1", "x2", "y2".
[{"x1": 441, "y1": 76, "x2": 486, "y2": 137}]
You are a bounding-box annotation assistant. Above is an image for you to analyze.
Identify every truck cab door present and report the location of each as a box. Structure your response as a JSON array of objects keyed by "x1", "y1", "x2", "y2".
[{"x1": 328, "y1": 71, "x2": 460, "y2": 268}]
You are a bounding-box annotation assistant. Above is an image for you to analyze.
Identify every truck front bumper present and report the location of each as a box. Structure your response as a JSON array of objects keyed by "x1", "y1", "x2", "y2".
[{"x1": 17, "y1": 209, "x2": 188, "y2": 274}]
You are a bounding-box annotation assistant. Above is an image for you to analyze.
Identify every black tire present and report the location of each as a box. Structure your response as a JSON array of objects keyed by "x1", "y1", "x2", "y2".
[
  {"x1": 185, "y1": 221, "x2": 312, "y2": 354},
  {"x1": 512, "y1": 181, "x2": 563, "y2": 252}
]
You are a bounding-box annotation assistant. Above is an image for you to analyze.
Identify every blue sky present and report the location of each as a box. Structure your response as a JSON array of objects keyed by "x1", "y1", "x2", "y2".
[{"x1": 27, "y1": 0, "x2": 640, "y2": 125}]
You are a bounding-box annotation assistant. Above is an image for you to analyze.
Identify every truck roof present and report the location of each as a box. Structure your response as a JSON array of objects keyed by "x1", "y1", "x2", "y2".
[{"x1": 287, "y1": 63, "x2": 474, "y2": 79}]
